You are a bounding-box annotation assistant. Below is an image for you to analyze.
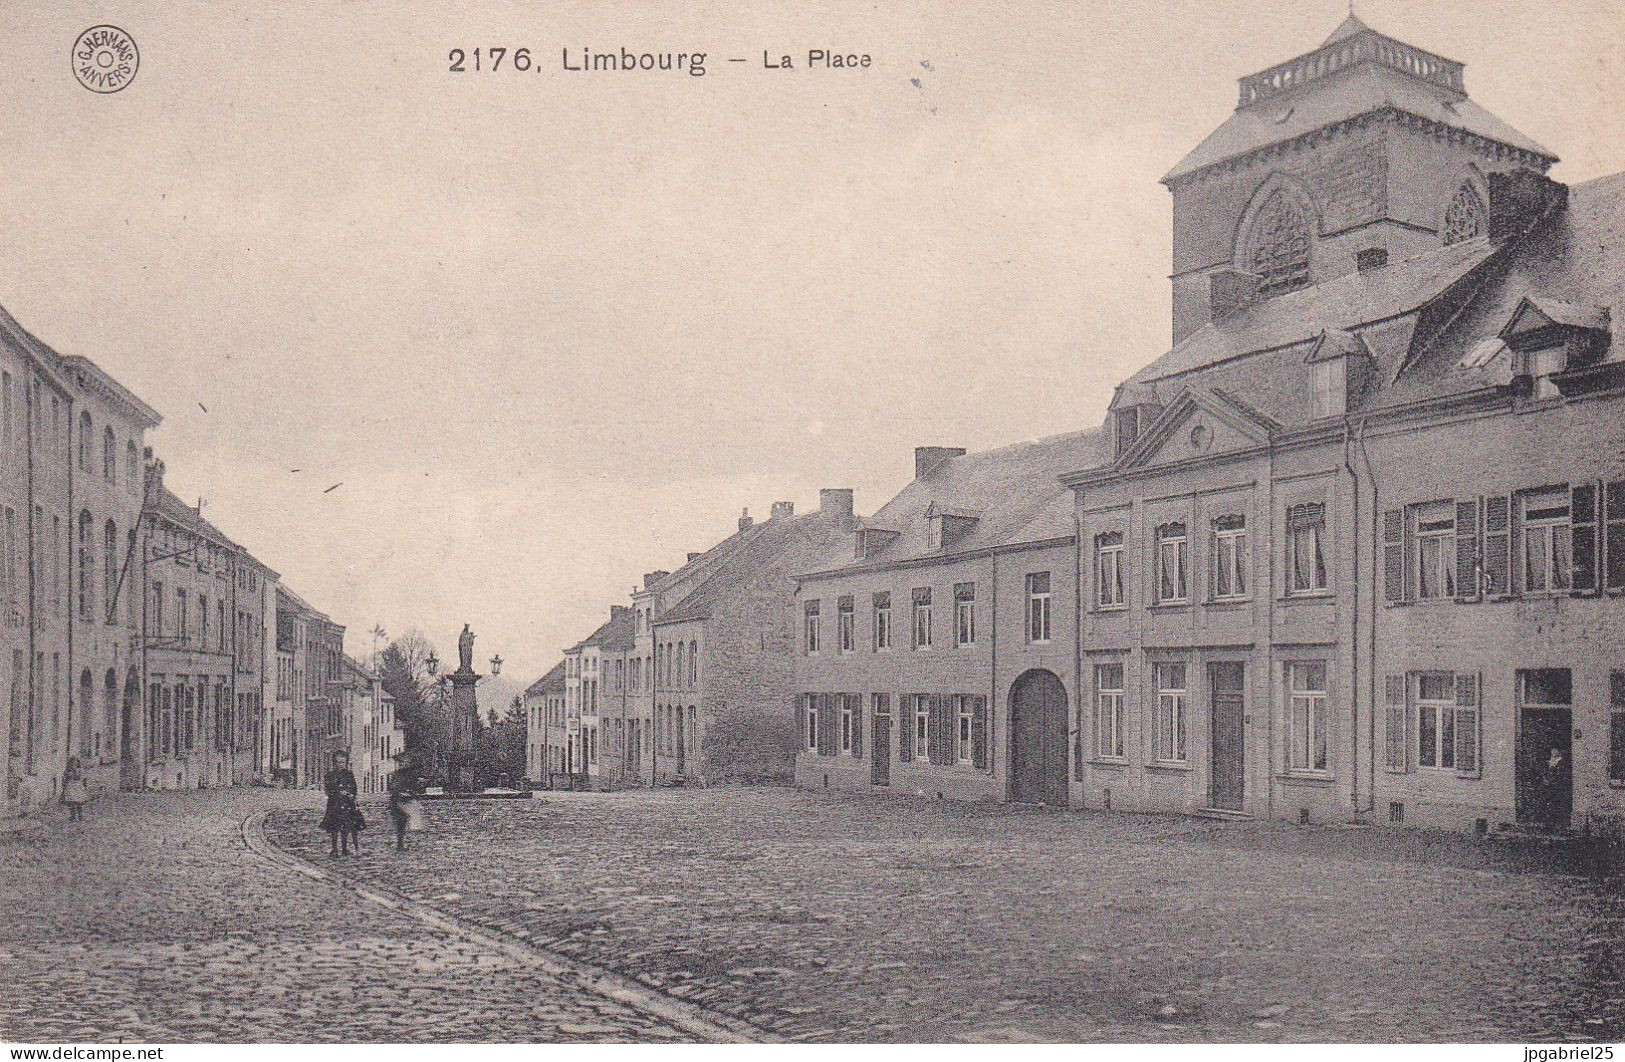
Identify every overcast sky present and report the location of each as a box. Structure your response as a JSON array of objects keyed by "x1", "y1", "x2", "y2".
[{"x1": 3, "y1": 0, "x2": 1622, "y2": 682}]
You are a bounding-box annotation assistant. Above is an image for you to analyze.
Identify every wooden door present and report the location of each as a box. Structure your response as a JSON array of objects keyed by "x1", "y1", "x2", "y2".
[
  {"x1": 1010, "y1": 670, "x2": 1068, "y2": 805},
  {"x1": 1209, "y1": 662, "x2": 1246, "y2": 811},
  {"x1": 1517, "y1": 707, "x2": 1573, "y2": 829}
]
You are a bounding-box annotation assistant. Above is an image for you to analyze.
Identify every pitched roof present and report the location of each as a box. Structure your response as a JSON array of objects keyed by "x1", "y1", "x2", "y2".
[
  {"x1": 157, "y1": 487, "x2": 240, "y2": 549},
  {"x1": 658, "y1": 506, "x2": 859, "y2": 624},
  {"x1": 525, "y1": 660, "x2": 566, "y2": 697},
  {"x1": 0, "y1": 302, "x2": 162, "y2": 427},
  {"x1": 1164, "y1": 22, "x2": 1553, "y2": 183},
  {"x1": 1381, "y1": 171, "x2": 1625, "y2": 407},
  {"x1": 1126, "y1": 236, "x2": 1496, "y2": 387},
  {"x1": 801, "y1": 427, "x2": 1109, "y2": 578}
]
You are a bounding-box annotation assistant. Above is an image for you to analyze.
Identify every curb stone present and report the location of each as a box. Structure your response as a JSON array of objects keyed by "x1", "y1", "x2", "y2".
[{"x1": 240, "y1": 809, "x2": 776, "y2": 1044}]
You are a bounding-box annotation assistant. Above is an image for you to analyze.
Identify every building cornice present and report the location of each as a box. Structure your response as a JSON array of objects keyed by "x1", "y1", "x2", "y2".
[{"x1": 795, "y1": 534, "x2": 1075, "y2": 585}]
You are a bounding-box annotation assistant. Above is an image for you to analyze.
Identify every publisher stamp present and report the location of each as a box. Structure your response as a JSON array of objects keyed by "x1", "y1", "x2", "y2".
[{"x1": 72, "y1": 25, "x2": 139, "y2": 93}]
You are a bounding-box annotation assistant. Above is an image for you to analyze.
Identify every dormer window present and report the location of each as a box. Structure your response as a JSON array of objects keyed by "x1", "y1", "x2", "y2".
[
  {"x1": 1306, "y1": 328, "x2": 1367, "y2": 419},
  {"x1": 1499, "y1": 296, "x2": 1613, "y2": 401},
  {"x1": 1115, "y1": 406, "x2": 1140, "y2": 457},
  {"x1": 1311, "y1": 360, "x2": 1343, "y2": 418},
  {"x1": 925, "y1": 504, "x2": 979, "y2": 552}
]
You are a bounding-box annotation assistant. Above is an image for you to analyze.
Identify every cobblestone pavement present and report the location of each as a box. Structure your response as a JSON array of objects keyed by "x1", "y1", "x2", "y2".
[
  {"x1": 0, "y1": 788, "x2": 691, "y2": 1043},
  {"x1": 265, "y1": 787, "x2": 1625, "y2": 1043}
]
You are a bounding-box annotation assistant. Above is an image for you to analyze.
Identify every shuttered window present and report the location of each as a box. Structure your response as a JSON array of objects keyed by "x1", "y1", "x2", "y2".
[
  {"x1": 1483, "y1": 494, "x2": 1512, "y2": 596},
  {"x1": 1290, "y1": 503, "x2": 1329, "y2": 595},
  {"x1": 1606, "y1": 481, "x2": 1625, "y2": 592},
  {"x1": 1610, "y1": 672, "x2": 1625, "y2": 784},
  {"x1": 971, "y1": 696, "x2": 987, "y2": 770},
  {"x1": 851, "y1": 698, "x2": 864, "y2": 759},
  {"x1": 1383, "y1": 674, "x2": 1408, "y2": 773},
  {"x1": 1455, "y1": 498, "x2": 1481, "y2": 601},
  {"x1": 1571, "y1": 483, "x2": 1600, "y2": 595},
  {"x1": 956, "y1": 696, "x2": 973, "y2": 764},
  {"x1": 1454, "y1": 673, "x2": 1481, "y2": 777}
]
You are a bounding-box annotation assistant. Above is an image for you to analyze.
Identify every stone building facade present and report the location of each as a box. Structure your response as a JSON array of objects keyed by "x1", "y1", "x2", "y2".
[
  {"x1": 1, "y1": 304, "x2": 160, "y2": 814},
  {"x1": 793, "y1": 438, "x2": 1101, "y2": 801},
  {"x1": 523, "y1": 660, "x2": 565, "y2": 783},
  {"x1": 792, "y1": 15, "x2": 1625, "y2": 835}
]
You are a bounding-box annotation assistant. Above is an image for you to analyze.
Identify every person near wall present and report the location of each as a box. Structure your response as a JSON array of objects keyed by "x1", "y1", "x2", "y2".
[
  {"x1": 60, "y1": 757, "x2": 89, "y2": 822},
  {"x1": 386, "y1": 752, "x2": 423, "y2": 853}
]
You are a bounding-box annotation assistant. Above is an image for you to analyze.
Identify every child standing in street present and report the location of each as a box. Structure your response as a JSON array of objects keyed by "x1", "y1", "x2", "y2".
[{"x1": 61, "y1": 757, "x2": 89, "y2": 821}]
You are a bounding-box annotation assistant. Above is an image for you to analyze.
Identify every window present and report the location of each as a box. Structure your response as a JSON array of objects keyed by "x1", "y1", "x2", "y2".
[
  {"x1": 1095, "y1": 532, "x2": 1124, "y2": 608},
  {"x1": 1025, "y1": 572, "x2": 1052, "y2": 642},
  {"x1": 1154, "y1": 522, "x2": 1188, "y2": 604},
  {"x1": 914, "y1": 696, "x2": 929, "y2": 758},
  {"x1": 176, "y1": 588, "x2": 188, "y2": 643},
  {"x1": 1114, "y1": 407, "x2": 1140, "y2": 458},
  {"x1": 1095, "y1": 663, "x2": 1125, "y2": 760},
  {"x1": 1415, "y1": 502, "x2": 1458, "y2": 600},
  {"x1": 1522, "y1": 489, "x2": 1571, "y2": 593},
  {"x1": 1211, "y1": 515, "x2": 1248, "y2": 600},
  {"x1": 837, "y1": 596, "x2": 855, "y2": 653},
  {"x1": 78, "y1": 411, "x2": 93, "y2": 473},
  {"x1": 76, "y1": 511, "x2": 93, "y2": 622},
  {"x1": 1442, "y1": 184, "x2": 1486, "y2": 245},
  {"x1": 102, "y1": 520, "x2": 118, "y2": 622},
  {"x1": 1287, "y1": 662, "x2": 1328, "y2": 773},
  {"x1": 1248, "y1": 190, "x2": 1312, "y2": 297},
  {"x1": 1610, "y1": 671, "x2": 1624, "y2": 785},
  {"x1": 1310, "y1": 359, "x2": 1343, "y2": 419},
  {"x1": 1152, "y1": 662, "x2": 1187, "y2": 763},
  {"x1": 872, "y1": 592, "x2": 892, "y2": 650},
  {"x1": 1528, "y1": 345, "x2": 1566, "y2": 401},
  {"x1": 911, "y1": 588, "x2": 932, "y2": 650},
  {"x1": 803, "y1": 600, "x2": 821, "y2": 653},
  {"x1": 1287, "y1": 502, "x2": 1328, "y2": 594},
  {"x1": 957, "y1": 697, "x2": 973, "y2": 764},
  {"x1": 840, "y1": 698, "x2": 853, "y2": 753},
  {"x1": 954, "y1": 582, "x2": 976, "y2": 647},
  {"x1": 804, "y1": 697, "x2": 818, "y2": 752},
  {"x1": 126, "y1": 440, "x2": 138, "y2": 488}
]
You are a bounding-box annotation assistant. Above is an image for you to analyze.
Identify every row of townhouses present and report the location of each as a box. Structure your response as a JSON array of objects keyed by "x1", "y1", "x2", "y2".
[
  {"x1": 525, "y1": 492, "x2": 862, "y2": 789},
  {"x1": 793, "y1": 15, "x2": 1625, "y2": 835},
  {"x1": 1, "y1": 302, "x2": 401, "y2": 820},
  {"x1": 532, "y1": 16, "x2": 1619, "y2": 836}
]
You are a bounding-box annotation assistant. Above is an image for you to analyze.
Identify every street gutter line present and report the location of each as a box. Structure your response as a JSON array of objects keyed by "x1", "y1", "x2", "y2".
[{"x1": 238, "y1": 809, "x2": 776, "y2": 1044}]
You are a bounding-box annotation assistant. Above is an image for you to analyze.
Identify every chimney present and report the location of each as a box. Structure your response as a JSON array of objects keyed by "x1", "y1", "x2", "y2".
[
  {"x1": 915, "y1": 447, "x2": 966, "y2": 479},
  {"x1": 687, "y1": 552, "x2": 702, "y2": 563},
  {"x1": 1356, "y1": 247, "x2": 1389, "y2": 272},
  {"x1": 610, "y1": 605, "x2": 629, "y2": 619},
  {"x1": 1488, "y1": 169, "x2": 1568, "y2": 242},
  {"x1": 642, "y1": 570, "x2": 670, "y2": 590},
  {"x1": 738, "y1": 508, "x2": 754, "y2": 532},
  {"x1": 1209, "y1": 268, "x2": 1261, "y2": 320},
  {"x1": 770, "y1": 501, "x2": 795, "y2": 520},
  {"x1": 819, "y1": 488, "x2": 854, "y2": 518}
]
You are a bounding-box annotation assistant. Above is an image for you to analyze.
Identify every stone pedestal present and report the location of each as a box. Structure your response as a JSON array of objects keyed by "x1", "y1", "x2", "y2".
[{"x1": 447, "y1": 668, "x2": 480, "y2": 791}]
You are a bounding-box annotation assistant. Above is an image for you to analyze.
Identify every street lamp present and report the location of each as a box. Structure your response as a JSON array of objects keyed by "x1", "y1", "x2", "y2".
[
  {"x1": 490, "y1": 654, "x2": 503, "y2": 676},
  {"x1": 425, "y1": 651, "x2": 439, "y2": 676}
]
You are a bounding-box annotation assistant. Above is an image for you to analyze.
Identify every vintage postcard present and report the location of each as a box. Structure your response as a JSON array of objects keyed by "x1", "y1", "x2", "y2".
[{"x1": 2, "y1": 0, "x2": 1623, "y2": 1051}]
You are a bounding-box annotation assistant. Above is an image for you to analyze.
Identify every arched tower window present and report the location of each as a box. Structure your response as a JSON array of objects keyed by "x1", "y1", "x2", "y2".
[
  {"x1": 1247, "y1": 191, "x2": 1313, "y2": 297},
  {"x1": 1442, "y1": 184, "x2": 1486, "y2": 245}
]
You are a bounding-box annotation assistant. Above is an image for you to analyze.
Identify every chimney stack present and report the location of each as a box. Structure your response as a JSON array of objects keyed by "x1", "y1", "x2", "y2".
[
  {"x1": 1356, "y1": 247, "x2": 1389, "y2": 272},
  {"x1": 819, "y1": 488, "x2": 855, "y2": 518},
  {"x1": 687, "y1": 552, "x2": 702, "y2": 563},
  {"x1": 770, "y1": 501, "x2": 795, "y2": 520},
  {"x1": 642, "y1": 570, "x2": 670, "y2": 590},
  {"x1": 914, "y1": 447, "x2": 966, "y2": 479},
  {"x1": 738, "y1": 508, "x2": 754, "y2": 532}
]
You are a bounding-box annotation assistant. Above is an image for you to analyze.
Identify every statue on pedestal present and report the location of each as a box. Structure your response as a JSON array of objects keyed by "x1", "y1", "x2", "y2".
[{"x1": 458, "y1": 624, "x2": 475, "y2": 673}]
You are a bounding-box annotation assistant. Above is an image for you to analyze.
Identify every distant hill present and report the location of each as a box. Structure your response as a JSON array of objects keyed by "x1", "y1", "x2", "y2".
[{"x1": 475, "y1": 673, "x2": 528, "y2": 722}]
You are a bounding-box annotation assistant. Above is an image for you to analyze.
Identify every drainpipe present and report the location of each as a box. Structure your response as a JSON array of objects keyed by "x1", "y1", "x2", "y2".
[
  {"x1": 989, "y1": 549, "x2": 998, "y2": 792},
  {"x1": 24, "y1": 376, "x2": 38, "y2": 803},
  {"x1": 1355, "y1": 417, "x2": 1379, "y2": 813},
  {"x1": 1341, "y1": 415, "x2": 1361, "y2": 814},
  {"x1": 1266, "y1": 444, "x2": 1276, "y2": 823},
  {"x1": 1072, "y1": 509, "x2": 1084, "y2": 806}
]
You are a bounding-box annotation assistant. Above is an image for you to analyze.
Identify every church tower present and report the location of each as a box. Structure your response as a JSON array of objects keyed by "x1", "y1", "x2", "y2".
[{"x1": 1163, "y1": 14, "x2": 1557, "y2": 343}]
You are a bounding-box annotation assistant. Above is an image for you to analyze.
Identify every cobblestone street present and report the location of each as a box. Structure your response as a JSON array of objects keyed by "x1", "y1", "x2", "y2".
[
  {"x1": 265, "y1": 787, "x2": 1625, "y2": 1043},
  {"x1": 0, "y1": 789, "x2": 692, "y2": 1043}
]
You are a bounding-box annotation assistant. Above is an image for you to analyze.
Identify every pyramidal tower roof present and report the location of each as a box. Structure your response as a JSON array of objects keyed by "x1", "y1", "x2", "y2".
[{"x1": 1163, "y1": 14, "x2": 1556, "y2": 183}]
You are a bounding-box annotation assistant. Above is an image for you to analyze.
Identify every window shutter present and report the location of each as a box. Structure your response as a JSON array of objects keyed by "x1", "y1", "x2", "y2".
[
  {"x1": 819, "y1": 693, "x2": 836, "y2": 757},
  {"x1": 1454, "y1": 498, "x2": 1480, "y2": 601},
  {"x1": 1382, "y1": 509, "x2": 1405, "y2": 604},
  {"x1": 1383, "y1": 674, "x2": 1408, "y2": 773},
  {"x1": 1453, "y1": 673, "x2": 1481, "y2": 778},
  {"x1": 852, "y1": 698, "x2": 864, "y2": 759},
  {"x1": 1606, "y1": 480, "x2": 1625, "y2": 592},
  {"x1": 1571, "y1": 482, "x2": 1600, "y2": 596},
  {"x1": 972, "y1": 696, "x2": 988, "y2": 770},
  {"x1": 1074, "y1": 694, "x2": 1085, "y2": 774},
  {"x1": 1483, "y1": 494, "x2": 1511, "y2": 597},
  {"x1": 929, "y1": 694, "x2": 946, "y2": 766},
  {"x1": 898, "y1": 695, "x2": 913, "y2": 763}
]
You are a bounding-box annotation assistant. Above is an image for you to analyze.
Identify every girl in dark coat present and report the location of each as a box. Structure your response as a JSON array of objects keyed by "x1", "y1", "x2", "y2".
[{"x1": 320, "y1": 751, "x2": 364, "y2": 856}]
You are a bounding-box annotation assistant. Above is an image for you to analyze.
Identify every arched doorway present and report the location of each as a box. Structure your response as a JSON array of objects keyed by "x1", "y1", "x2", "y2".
[
  {"x1": 1009, "y1": 669, "x2": 1069, "y2": 805},
  {"x1": 119, "y1": 668, "x2": 142, "y2": 790}
]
